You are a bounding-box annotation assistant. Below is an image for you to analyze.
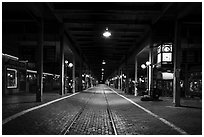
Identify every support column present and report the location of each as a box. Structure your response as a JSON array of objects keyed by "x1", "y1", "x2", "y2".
[
  {"x1": 36, "y1": 20, "x2": 44, "y2": 102},
  {"x1": 72, "y1": 56, "x2": 76, "y2": 93},
  {"x1": 184, "y1": 64, "x2": 189, "y2": 97},
  {"x1": 134, "y1": 55, "x2": 138, "y2": 96},
  {"x1": 25, "y1": 62, "x2": 29, "y2": 93},
  {"x1": 59, "y1": 23, "x2": 65, "y2": 96},
  {"x1": 85, "y1": 69, "x2": 88, "y2": 89},
  {"x1": 148, "y1": 46, "x2": 154, "y2": 96},
  {"x1": 125, "y1": 61, "x2": 129, "y2": 94},
  {"x1": 173, "y1": 20, "x2": 182, "y2": 107},
  {"x1": 118, "y1": 69, "x2": 120, "y2": 89},
  {"x1": 2, "y1": 57, "x2": 6, "y2": 96},
  {"x1": 78, "y1": 61, "x2": 82, "y2": 91},
  {"x1": 120, "y1": 69, "x2": 123, "y2": 91}
]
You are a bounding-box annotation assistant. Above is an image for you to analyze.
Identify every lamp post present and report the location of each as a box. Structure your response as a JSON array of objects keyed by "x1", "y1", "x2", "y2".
[
  {"x1": 65, "y1": 60, "x2": 73, "y2": 93},
  {"x1": 65, "y1": 60, "x2": 69, "y2": 93},
  {"x1": 141, "y1": 61, "x2": 152, "y2": 95}
]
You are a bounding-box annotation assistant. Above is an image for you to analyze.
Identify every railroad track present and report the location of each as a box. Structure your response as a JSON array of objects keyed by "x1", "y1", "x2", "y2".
[
  {"x1": 59, "y1": 90, "x2": 96, "y2": 135},
  {"x1": 59, "y1": 88, "x2": 118, "y2": 135},
  {"x1": 103, "y1": 88, "x2": 118, "y2": 135}
]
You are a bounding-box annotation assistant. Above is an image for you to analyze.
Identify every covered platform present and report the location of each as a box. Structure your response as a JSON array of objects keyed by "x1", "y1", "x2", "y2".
[{"x1": 2, "y1": 2, "x2": 202, "y2": 135}]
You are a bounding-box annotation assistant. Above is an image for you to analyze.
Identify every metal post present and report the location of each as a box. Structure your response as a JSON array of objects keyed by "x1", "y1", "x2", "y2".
[
  {"x1": 149, "y1": 46, "x2": 154, "y2": 96},
  {"x1": 72, "y1": 56, "x2": 76, "y2": 93},
  {"x1": 59, "y1": 23, "x2": 64, "y2": 96},
  {"x1": 134, "y1": 55, "x2": 138, "y2": 96},
  {"x1": 36, "y1": 19, "x2": 43, "y2": 102},
  {"x1": 78, "y1": 61, "x2": 82, "y2": 91},
  {"x1": 120, "y1": 69, "x2": 123, "y2": 91},
  {"x1": 147, "y1": 65, "x2": 150, "y2": 95},
  {"x1": 184, "y1": 64, "x2": 189, "y2": 97},
  {"x1": 173, "y1": 20, "x2": 181, "y2": 107},
  {"x1": 118, "y1": 69, "x2": 120, "y2": 89},
  {"x1": 2, "y1": 57, "x2": 6, "y2": 96},
  {"x1": 25, "y1": 61, "x2": 29, "y2": 93},
  {"x1": 65, "y1": 64, "x2": 67, "y2": 94},
  {"x1": 125, "y1": 60, "x2": 129, "y2": 94}
]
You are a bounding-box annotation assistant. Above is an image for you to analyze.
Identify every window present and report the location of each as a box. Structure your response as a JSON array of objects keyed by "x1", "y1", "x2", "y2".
[{"x1": 7, "y1": 68, "x2": 17, "y2": 88}]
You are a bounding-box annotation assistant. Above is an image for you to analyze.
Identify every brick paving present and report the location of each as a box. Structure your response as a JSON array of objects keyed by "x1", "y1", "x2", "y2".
[
  {"x1": 2, "y1": 85, "x2": 202, "y2": 135},
  {"x1": 66, "y1": 89, "x2": 113, "y2": 135},
  {"x1": 106, "y1": 89, "x2": 179, "y2": 135},
  {"x1": 3, "y1": 92, "x2": 92, "y2": 134},
  {"x1": 2, "y1": 92, "x2": 72, "y2": 119},
  {"x1": 111, "y1": 87, "x2": 202, "y2": 135}
]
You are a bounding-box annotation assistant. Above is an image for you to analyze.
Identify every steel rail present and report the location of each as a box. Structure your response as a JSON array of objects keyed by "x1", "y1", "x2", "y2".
[
  {"x1": 59, "y1": 90, "x2": 96, "y2": 135},
  {"x1": 103, "y1": 89, "x2": 118, "y2": 135}
]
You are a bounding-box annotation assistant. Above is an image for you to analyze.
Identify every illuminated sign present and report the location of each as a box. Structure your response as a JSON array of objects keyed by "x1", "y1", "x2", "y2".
[{"x1": 157, "y1": 43, "x2": 172, "y2": 64}]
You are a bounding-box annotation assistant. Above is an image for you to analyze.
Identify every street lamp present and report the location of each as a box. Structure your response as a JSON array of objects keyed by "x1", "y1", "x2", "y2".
[
  {"x1": 68, "y1": 63, "x2": 73, "y2": 68},
  {"x1": 141, "y1": 61, "x2": 152, "y2": 96},
  {"x1": 146, "y1": 61, "x2": 151, "y2": 66},
  {"x1": 65, "y1": 60, "x2": 68, "y2": 64},
  {"x1": 141, "y1": 64, "x2": 146, "y2": 69}
]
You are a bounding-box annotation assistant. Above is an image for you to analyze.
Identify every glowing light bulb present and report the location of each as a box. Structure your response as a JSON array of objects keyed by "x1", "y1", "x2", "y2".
[
  {"x1": 68, "y1": 63, "x2": 73, "y2": 68},
  {"x1": 141, "y1": 64, "x2": 146, "y2": 69},
  {"x1": 65, "y1": 60, "x2": 68, "y2": 64},
  {"x1": 103, "y1": 27, "x2": 111, "y2": 38},
  {"x1": 146, "y1": 61, "x2": 151, "y2": 66}
]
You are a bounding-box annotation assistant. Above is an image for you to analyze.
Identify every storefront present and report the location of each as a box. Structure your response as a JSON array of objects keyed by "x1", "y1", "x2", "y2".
[{"x1": 2, "y1": 54, "x2": 27, "y2": 95}]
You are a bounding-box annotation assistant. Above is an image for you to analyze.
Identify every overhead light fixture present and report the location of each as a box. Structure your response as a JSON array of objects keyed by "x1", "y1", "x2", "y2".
[{"x1": 103, "y1": 27, "x2": 111, "y2": 38}]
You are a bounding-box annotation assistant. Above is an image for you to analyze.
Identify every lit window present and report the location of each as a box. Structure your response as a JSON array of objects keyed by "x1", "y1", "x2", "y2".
[{"x1": 7, "y1": 68, "x2": 17, "y2": 88}]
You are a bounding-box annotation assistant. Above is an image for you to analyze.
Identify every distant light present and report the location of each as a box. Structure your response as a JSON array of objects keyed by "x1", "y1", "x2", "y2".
[
  {"x1": 2, "y1": 53, "x2": 19, "y2": 60},
  {"x1": 65, "y1": 60, "x2": 68, "y2": 64},
  {"x1": 162, "y1": 72, "x2": 173, "y2": 80},
  {"x1": 68, "y1": 63, "x2": 73, "y2": 68},
  {"x1": 141, "y1": 64, "x2": 146, "y2": 69},
  {"x1": 146, "y1": 61, "x2": 151, "y2": 66},
  {"x1": 103, "y1": 27, "x2": 111, "y2": 38},
  {"x1": 102, "y1": 60, "x2": 106, "y2": 65},
  {"x1": 101, "y1": 68, "x2": 104, "y2": 71}
]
